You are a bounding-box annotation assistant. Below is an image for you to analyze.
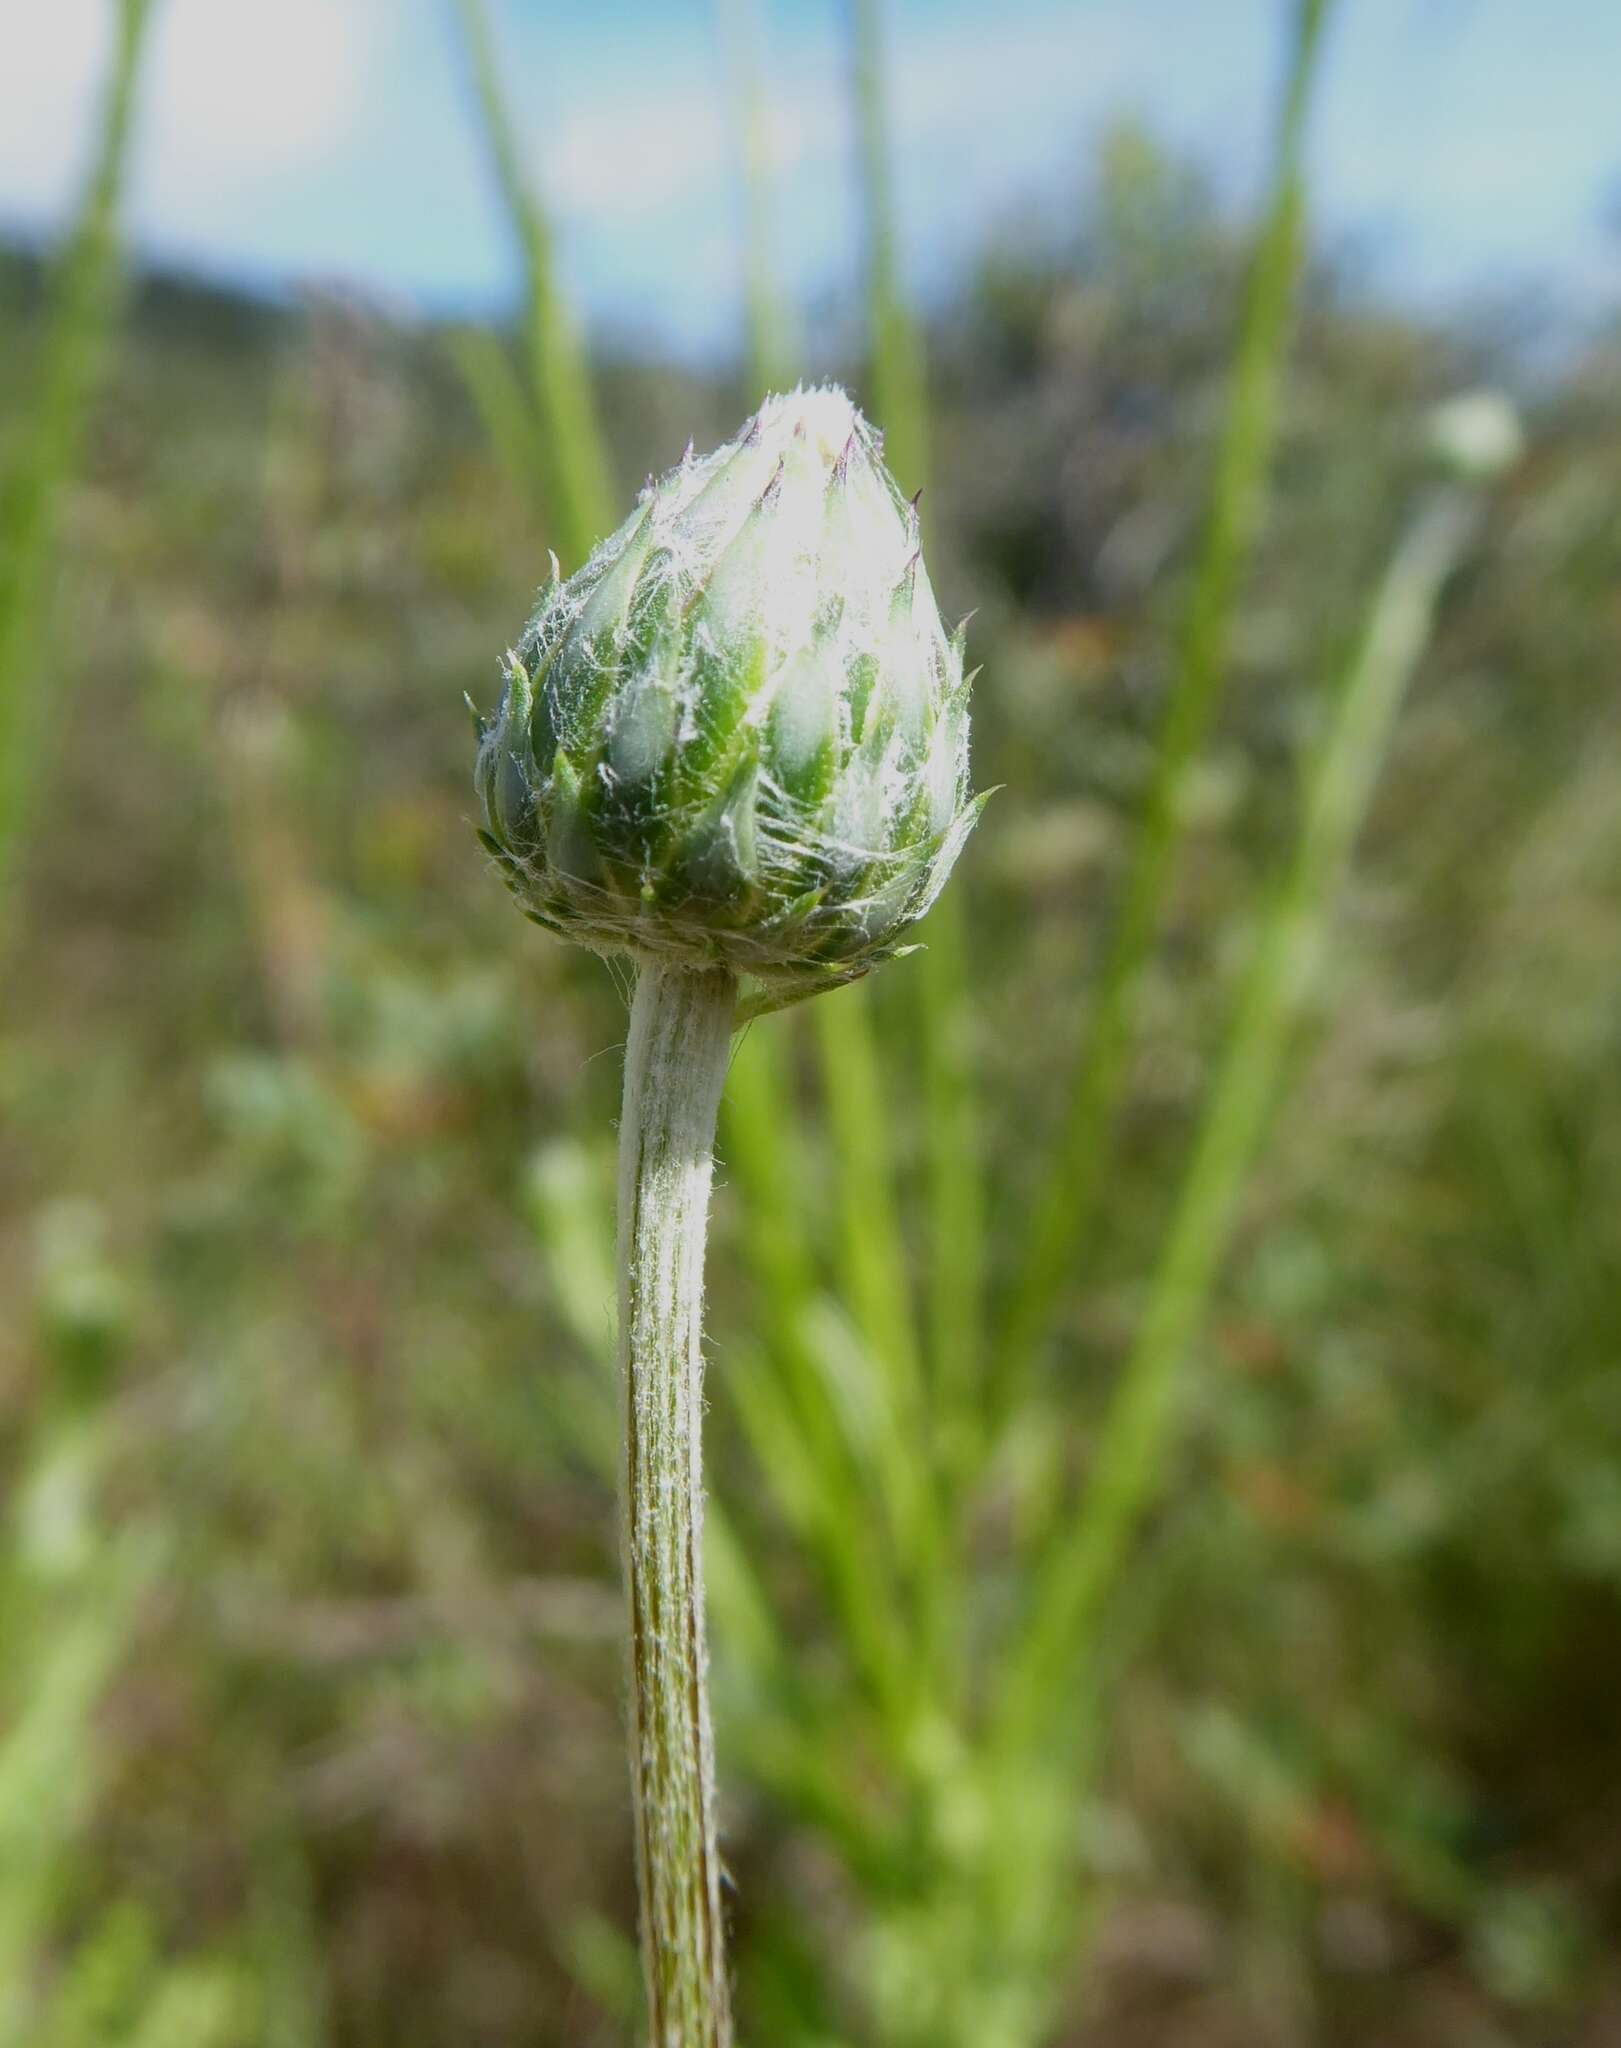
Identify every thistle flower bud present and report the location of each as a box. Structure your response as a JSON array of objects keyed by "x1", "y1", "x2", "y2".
[{"x1": 472, "y1": 386, "x2": 982, "y2": 998}]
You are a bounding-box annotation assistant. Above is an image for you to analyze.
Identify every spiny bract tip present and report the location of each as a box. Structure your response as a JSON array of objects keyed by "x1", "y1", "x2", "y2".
[{"x1": 471, "y1": 387, "x2": 979, "y2": 992}]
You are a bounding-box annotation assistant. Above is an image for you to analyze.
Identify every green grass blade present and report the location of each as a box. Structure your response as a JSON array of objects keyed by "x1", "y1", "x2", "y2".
[
  {"x1": 806, "y1": 974, "x2": 937, "y2": 1613},
  {"x1": 713, "y1": 0, "x2": 939, "y2": 1580},
  {"x1": 709, "y1": 4, "x2": 932, "y2": 1718},
  {"x1": 722, "y1": 1026, "x2": 817, "y2": 1353},
  {"x1": 449, "y1": 0, "x2": 613, "y2": 566},
  {"x1": 998, "y1": 477, "x2": 1490, "y2": 1753},
  {"x1": 988, "y1": 0, "x2": 1338, "y2": 1423},
  {"x1": 842, "y1": 0, "x2": 929, "y2": 1462},
  {"x1": 812, "y1": 987, "x2": 928, "y2": 1535},
  {"x1": 445, "y1": 325, "x2": 552, "y2": 527},
  {"x1": 803, "y1": 984, "x2": 948, "y2": 1713},
  {"x1": 704, "y1": 0, "x2": 830, "y2": 1525},
  {"x1": 850, "y1": 0, "x2": 927, "y2": 497},
  {"x1": 704, "y1": 1493, "x2": 792, "y2": 1702},
  {"x1": 915, "y1": 895, "x2": 984, "y2": 1473},
  {"x1": 720, "y1": 1325, "x2": 913, "y2": 1726},
  {"x1": 719, "y1": 981, "x2": 885, "y2": 1567},
  {"x1": 0, "y1": 0, "x2": 156, "y2": 921},
  {"x1": 723, "y1": 1030, "x2": 903, "y2": 1561},
  {"x1": 715, "y1": 0, "x2": 796, "y2": 397},
  {"x1": 849, "y1": 0, "x2": 984, "y2": 1448}
]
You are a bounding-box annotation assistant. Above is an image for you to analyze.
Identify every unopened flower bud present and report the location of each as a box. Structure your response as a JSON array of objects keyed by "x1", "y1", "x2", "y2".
[
  {"x1": 472, "y1": 386, "x2": 982, "y2": 996},
  {"x1": 1426, "y1": 389, "x2": 1523, "y2": 482}
]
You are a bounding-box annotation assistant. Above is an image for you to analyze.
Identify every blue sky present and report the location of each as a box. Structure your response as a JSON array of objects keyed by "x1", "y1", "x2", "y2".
[{"x1": 1, "y1": 0, "x2": 1615, "y2": 361}]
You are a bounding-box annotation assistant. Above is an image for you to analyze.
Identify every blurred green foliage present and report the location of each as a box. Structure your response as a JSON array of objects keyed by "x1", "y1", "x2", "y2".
[
  {"x1": 1, "y1": 74, "x2": 1619, "y2": 2048},
  {"x1": 0, "y1": 0, "x2": 153, "y2": 917}
]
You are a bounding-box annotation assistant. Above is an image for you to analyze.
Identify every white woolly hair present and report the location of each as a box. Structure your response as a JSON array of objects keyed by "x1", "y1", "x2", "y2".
[{"x1": 476, "y1": 386, "x2": 980, "y2": 992}]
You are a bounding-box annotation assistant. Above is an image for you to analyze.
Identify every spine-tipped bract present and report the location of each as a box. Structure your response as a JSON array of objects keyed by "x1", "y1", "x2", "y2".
[{"x1": 474, "y1": 385, "x2": 980, "y2": 994}]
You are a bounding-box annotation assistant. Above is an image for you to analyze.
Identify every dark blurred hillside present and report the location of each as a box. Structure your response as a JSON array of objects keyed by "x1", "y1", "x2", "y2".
[{"x1": 2, "y1": 130, "x2": 1620, "y2": 2048}]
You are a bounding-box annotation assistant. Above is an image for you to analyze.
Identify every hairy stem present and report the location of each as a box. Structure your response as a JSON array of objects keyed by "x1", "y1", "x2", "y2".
[{"x1": 618, "y1": 960, "x2": 737, "y2": 2047}]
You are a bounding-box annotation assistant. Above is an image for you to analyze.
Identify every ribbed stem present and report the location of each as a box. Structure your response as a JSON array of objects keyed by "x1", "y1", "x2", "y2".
[{"x1": 618, "y1": 960, "x2": 737, "y2": 2047}]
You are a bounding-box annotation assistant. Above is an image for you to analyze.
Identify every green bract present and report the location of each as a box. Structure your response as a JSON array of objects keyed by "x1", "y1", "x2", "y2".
[{"x1": 473, "y1": 386, "x2": 981, "y2": 996}]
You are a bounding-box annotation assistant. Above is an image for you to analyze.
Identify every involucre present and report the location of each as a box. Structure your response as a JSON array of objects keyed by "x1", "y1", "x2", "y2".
[{"x1": 473, "y1": 385, "x2": 981, "y2": 998}]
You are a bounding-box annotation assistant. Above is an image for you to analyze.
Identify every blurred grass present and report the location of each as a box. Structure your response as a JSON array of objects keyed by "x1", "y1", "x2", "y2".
[
  {"x1": 849, "y1": 0, "x2": 987, "y2": 1467},
  {"x1": 448, "y1": 0, "x2": 613, "y2": 567},
  {"x1": 2, "y1": 3, "x2": 1619, "y2": 2043},
  {"x1": 1000, "y1": 463, "x2": 1496, "y2": 1758},
  {"x1": 0, "y1": 0, "x2": 155, "y2": 926},
  {"x1": 990, "y1": 0, "x2": 1336, "y2": 1421},
  {"x1": 716, "y1": 0, "x2": 797, "y2": 400}
]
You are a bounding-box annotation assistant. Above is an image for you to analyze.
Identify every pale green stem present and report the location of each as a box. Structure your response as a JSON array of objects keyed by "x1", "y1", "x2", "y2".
[
  {"x1": 618, "y1": 961, "x2": 738, "y2": 2047},
  {"x1": 988, "y1": 0, "x2": 1337, "y2": 1427},
  {"x1": 998, "y1": 481, "x2": 1484, "y2": 1754},
  {"x1": 449, "y1": 0, "x2": 613, "y2": 566},
  {"x1": 0, "y1": 0, "x2": 155, "y2": 924}
]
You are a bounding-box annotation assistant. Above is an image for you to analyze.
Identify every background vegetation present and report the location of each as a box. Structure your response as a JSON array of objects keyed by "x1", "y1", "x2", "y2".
[{"x1": 2, "y1": 4, "x2": 1619, "y2": 2042}]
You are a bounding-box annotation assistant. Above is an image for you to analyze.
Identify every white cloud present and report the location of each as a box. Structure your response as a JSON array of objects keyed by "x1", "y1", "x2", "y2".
[
  {"x1": 889, "y1": 10, "x2": 1136, "y2": 146},
  {"x1": 544, "y1": 93, "x2": 729, "y2": 221},
  {"x1": 1, "y1": 0, "x2": 1605, "y2": 344},
  {"x1": 0, "y1": 0, "x2": 384, "y2": 233},
  {"x1": 142, "y1": 0, "x2": 382, "y2": 185},
  {"x1": 539, "y1": 70, "x2": 839, "y2": 225},
  {"x1": 0, "y1": 0, "x2": 109, "y2": 216},
  {"x1": 538, "y1": 8, "x2": 1126, "y2": 229}
]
